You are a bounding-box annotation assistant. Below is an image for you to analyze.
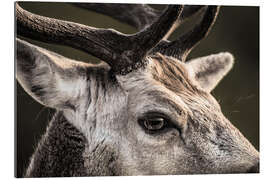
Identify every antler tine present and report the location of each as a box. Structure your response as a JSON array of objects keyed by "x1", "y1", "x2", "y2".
[
  {"x1": 73, "y1": 3, "x2": 205, "y2": 54},
  {"x1": 16, "y1": 3, "x2": 183, "y2": 74},
  {"x1": 115, "y1": 5, "x2": 184, "y2": 74},
  {"x1": 152, "y1": 6, "x2": 220, "y2": 61},
  {"x1": 163, "y1": 5, "x2": 204, "y2": 39}
]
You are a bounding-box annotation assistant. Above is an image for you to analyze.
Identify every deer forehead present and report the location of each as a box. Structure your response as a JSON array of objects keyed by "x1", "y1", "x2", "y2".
[
  {"x1": 116, "y1": 55, "x2": 219, "y2": 118},
  {"x1": 117, "y1": 55, "x2": 204, "y2": 93}
]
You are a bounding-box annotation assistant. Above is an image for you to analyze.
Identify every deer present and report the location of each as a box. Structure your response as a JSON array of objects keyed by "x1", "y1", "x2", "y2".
[{"x1": 15, "y1": 3, "x2": 259, "y2": 177}]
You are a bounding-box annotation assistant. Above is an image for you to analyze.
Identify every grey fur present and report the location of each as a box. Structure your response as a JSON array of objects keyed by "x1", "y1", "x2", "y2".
[
  {"x1": 16, "y1": 39, "x2": 259, "y2": 176},
  {"x1": 16, "y1": 3, "x2": 259, "y2": 177}
]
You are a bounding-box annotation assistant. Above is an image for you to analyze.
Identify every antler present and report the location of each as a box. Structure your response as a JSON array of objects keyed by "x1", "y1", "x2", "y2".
[
  {"x1": 16, "y1": 3, "x2": 183, "y2": 75},
  {"x1": 152, "y1": 6, "x2": 220, "y2": 61},
  {"x1": 73, "y1": 4, "x2": 219, "y2": 62}
]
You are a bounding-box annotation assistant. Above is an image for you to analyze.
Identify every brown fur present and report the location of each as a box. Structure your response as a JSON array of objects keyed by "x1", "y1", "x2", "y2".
[{"x1": 151, "y1": 53, "x2": 204, "y2": 95}]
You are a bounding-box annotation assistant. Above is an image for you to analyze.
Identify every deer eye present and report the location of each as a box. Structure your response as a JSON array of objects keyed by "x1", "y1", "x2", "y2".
[
  {"x1": 143, "y1": 117, "x2": 165, "y2": 131},
  {"x1": 138, "y1": 112, "x2": 173, "y2": 134}
]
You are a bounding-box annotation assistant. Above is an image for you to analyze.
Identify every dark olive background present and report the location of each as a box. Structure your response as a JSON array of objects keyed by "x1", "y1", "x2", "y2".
[{"x1": 15, "y1": 2, "x2": 259, "y2": 177}]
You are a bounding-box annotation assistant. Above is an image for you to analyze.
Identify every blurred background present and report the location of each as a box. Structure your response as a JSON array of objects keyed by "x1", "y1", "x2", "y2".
[{"x1": 16, "y1": 2, "x2": 259, "y2": 177}]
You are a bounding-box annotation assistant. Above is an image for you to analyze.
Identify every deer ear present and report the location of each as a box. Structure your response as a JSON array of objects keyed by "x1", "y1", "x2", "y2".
[
  {"x1": 187, "y1": 52, "x2": 234, "y2": 92},
  {"x1": 16, "y1": 38, "x2": 89, "y2": 110}
]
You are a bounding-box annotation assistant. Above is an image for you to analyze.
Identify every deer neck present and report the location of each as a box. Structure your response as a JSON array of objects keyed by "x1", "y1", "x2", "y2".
[{"x1": 25, "y1": 111, "x2": 118, "y2": 177}]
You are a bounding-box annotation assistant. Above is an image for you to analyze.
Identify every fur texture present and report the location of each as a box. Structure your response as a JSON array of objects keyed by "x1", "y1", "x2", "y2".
[{"x1": 17, "y1": 38, "x2": 259, "y2": 176}]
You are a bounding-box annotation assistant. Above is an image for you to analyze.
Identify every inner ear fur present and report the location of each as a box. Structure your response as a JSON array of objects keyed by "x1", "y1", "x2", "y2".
[
  {"x1": 16, "y1": 38, "x2": 90, "y2": 109},
  {"x1": 187, "y1": 52, "x2": 234, "y2": 92}
]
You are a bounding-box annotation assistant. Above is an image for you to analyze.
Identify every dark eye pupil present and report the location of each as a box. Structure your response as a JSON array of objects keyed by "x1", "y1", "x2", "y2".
[{"x1": 144, "y1": 118, "x2": 164, "y2": 130}]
